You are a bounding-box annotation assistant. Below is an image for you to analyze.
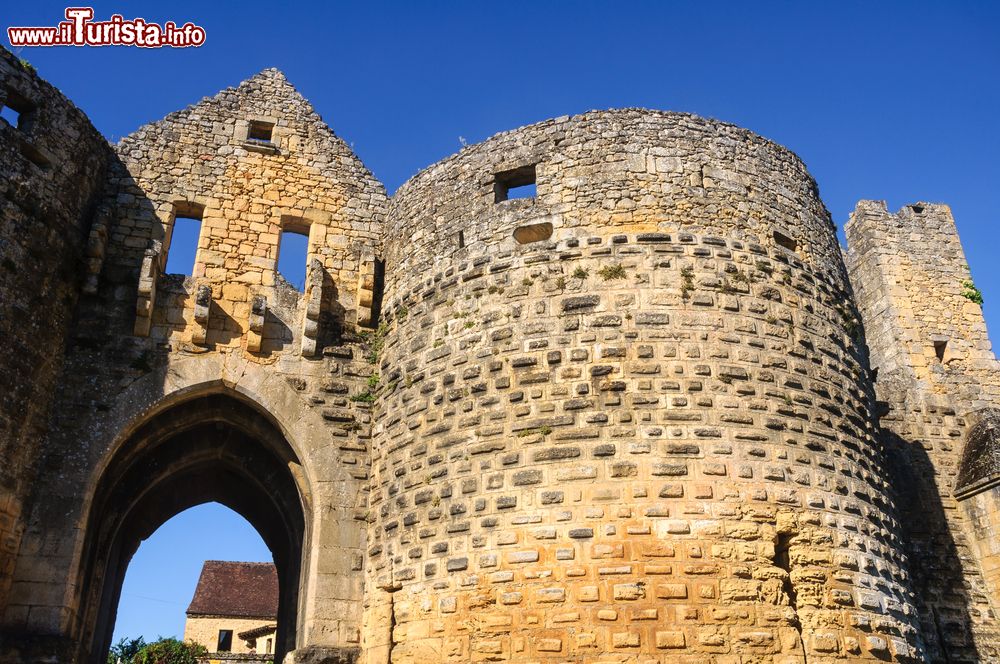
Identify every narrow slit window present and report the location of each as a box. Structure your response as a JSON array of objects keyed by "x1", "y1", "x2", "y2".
[
  {"x1": 248, "y1": 120, "x2": 274, "y2": 144},
  {"x1": 217, "y1": 630, "x2": 233, "y2": 652},
  {"x1": 773, "y1": 230, "x2": 797, "y2": 253},
  {"x1": 164, "y1": 204, "x2": 204, "y2": 276},
  {"x1": 457, "y1": 231, "x2": 465, "y2": 248},
  {"x1": 494, "y1": 164, "x2": 537, "y2": 203},
  {"x1": 277, "y1": 218, "x2": 310, "y2": 291},
  {"x1": 266, "y1": 638, "x2": 273, "y2": 654}
]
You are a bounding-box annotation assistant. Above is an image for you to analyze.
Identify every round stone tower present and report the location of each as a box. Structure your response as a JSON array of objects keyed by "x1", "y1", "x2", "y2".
[{"x1": 364, "y1": 110, "x2": 923, "y2": 662}]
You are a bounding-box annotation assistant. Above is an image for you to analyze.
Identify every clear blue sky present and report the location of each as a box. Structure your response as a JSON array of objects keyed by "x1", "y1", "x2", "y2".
[
  {"x1": 6, "y1": 0, "x2": 998, "y2": 645},
  {"x1": 112, "y1": 504, "x2": 271, "y2": 644}
]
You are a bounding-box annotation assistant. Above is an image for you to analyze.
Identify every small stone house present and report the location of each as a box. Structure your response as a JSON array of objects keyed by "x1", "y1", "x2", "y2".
[{"x1": 184, "y1": 561, "x2": 278, "y2": 660}]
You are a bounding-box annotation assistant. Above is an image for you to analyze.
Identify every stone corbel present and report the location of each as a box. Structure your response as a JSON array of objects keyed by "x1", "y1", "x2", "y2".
[
  {"x1": 247, "y1": 294, "x2": 267, "y2": 353},
  {"x1": 133, "y1": 240, "x2": 161, "y2": 337},
  {"x1": 83, "y1": 206, "x2": 111, "y2": 295},
  {"x1": 192, "y1": 283, "x2": 212, "y2": 346},
  {"x1": 356, "y1": 254, "x2": 377, "y2": 328},
  {"x1": 302, "y1": 258, "x2": 324, "y2": 357}
]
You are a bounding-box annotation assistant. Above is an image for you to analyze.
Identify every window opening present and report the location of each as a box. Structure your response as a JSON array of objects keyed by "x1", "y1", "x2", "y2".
[
  {"x1": 494, "y1": 164, "x2": 537, "y2": 202},
  {"x1": 277, "y1": 217, "x2": 310, "y2": 291},
  {"x1": 165, "y1": 203, "x2": 204, "y2": 276},
  {"x1": 248, "y1": 120, "x2": 274, "y2": 143}
]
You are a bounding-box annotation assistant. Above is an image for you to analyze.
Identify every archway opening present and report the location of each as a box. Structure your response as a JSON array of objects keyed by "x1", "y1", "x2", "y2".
[
  {"x1": 74, "y1": 392, "x2": 310, "y2": 664},
  {"x1": 110, "y1": 503, "x2": 274, "y2": 657}
]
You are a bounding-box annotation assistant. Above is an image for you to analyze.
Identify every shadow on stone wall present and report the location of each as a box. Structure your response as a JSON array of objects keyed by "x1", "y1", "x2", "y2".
[{"x1": 885, "y1": 430, "x2": 982, "y2": 663}]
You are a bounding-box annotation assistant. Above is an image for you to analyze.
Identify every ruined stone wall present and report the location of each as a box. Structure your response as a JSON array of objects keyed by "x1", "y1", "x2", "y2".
[
  {"x1": 846, "y1": 202, "x2": 1000, "y2": 661},
  {"x1": 3, "y1": 69, "x2": 385, "y2": 659},
  {"x1": 0, "y1": 48, "x2": 111, "y2": 612},
  {"x1": 364, "y1": 110, "x2": 925, "y2": 662}
]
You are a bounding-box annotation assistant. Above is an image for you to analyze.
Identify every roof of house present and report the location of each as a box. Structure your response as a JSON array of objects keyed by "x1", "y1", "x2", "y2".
[{"x1": 186, "y1": 560, "x2": 278, "y2": 618}]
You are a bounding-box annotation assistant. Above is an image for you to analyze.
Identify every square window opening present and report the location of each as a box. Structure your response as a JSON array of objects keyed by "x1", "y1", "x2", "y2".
[
  {"x1": 494, "y1": 164, "x2": 537, "y2": 203},
  {"x1": 773, "y1": 230, "x2": 797, "y2": 253},
  {"x1": 248, "y1": 120, "x2": 274, "y2": 143},
  {"x1": 1, "y1": 90, "x2": 34, "y2": 131},
  {"x1": 0, "y1": 105, "x2": 19, "y2": 127},
  {"x1": 165, "y1": 203, "x2": 204, "y2": 276},
  {"x1": 278, "y1": 218, "x2": 310, "y2": 291},
  {"x1": 217, "y1": 630, "x2": 233, "y2": 652}
]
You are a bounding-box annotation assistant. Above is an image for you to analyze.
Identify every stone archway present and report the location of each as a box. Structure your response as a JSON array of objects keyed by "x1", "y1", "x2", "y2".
[{"x1": 74, "y1": 391, "x2": 311, "y2": 664}]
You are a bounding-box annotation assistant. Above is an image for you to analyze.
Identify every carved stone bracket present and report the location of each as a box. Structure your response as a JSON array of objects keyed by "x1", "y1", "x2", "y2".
[
  {"x1": 192, "y1": 283, "x2": 212, "y2": 346},
  {"x1": 133, "y1": 240, "x2": 161, "y2": 337},
  {"x1": 302, "y1": 258, "x2": 324, "y2": 357},
  {"x1": 356, "y1": 254, "x2": 376, "y2": 328},
  {"x1": 247, "y1": 294, "x2": 267, "y2": 353}
]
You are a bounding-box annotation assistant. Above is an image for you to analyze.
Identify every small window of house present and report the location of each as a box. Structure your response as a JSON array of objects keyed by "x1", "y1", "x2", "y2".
[
  {"x1": 248, "y1": 120, "x2": 274, "y2": 144},
  {"x1": 266, "y1": 638, "x2": 273, "y2": 654},
  {"x1": 494, "y1": 164, "x2": 537, "y2": 203},
  {"x1": 165, "y1": 203, "x2": 204, "y2": 276},
  {"x1": 218, "y1": 630, "x2": 233, "y2": 652},
  {"x1": 277, "y1": 216, "x2": 310, "y2": 290}
]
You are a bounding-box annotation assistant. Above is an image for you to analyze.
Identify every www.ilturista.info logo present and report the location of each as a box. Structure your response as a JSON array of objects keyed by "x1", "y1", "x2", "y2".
[{"x1": 8, "y1": 7, "x2": 206, "y2": 48}]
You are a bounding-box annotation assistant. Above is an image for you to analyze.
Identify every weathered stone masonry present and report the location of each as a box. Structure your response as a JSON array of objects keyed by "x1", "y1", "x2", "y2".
[
  {"x1": 1, "y1": 49, "x2": 999, "y2": 663},
  {"x1": 0, "y1": 49, "x2": 112, "y2": 612}
]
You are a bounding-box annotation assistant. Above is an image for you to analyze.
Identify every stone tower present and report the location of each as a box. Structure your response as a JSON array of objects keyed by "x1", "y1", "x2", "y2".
[
  {"x1": 363, "y1": 111, "x2": 925, "y2": 662},
  {"x1": 1, "y1": 48, "x2": 999, "y2": 663},
  {"x1": 846, "y1": 201, "x2": 1000, "y2": 662}
]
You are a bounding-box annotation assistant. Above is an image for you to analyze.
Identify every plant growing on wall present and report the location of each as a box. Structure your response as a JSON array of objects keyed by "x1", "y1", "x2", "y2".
[{"x1": 961, "y1": 278, "x2": 984, "y2": 305}]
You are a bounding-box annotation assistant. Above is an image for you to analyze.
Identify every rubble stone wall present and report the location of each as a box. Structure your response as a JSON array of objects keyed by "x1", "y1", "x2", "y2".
[
  {"x1": 0, "y1": 49, "x2": 112, "y2": 611},
  {"x1": 364, "y1": 111, "x2": 925, "y2": 662}
]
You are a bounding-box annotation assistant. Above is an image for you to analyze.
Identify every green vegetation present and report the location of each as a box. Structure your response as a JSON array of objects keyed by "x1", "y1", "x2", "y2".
[
  {"x1": 572, "y1": 266, "x2": 590, "y2": 279},
  {"x1": 961, "y1": 278, "x2": 984, "y2": 305},
  {"x1": 108, "y1": 637, "x2": 207, "y2": 664},
  {"x1": 108, "y1": 637, "x2": 146, "y2": 664},
  {"x1": 598, "y1": 264, "x2": 627, "y2": 280},
  {"x1": 359, "y1": 320, "x2": 389, "y2": 364},
  {"x1": 351, "y1": 374, "x2": 380, "y2": 403},
  {"x1": 19, "y1": 58, "x2": 34, "y2": 73},
  {"x1": 680, "y1": 266, "x2": 695, "y2": 300}
]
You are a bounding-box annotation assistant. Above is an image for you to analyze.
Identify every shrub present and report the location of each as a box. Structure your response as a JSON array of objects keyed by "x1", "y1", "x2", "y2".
[
  {"x1": 961, "y1": 278, "x2": 984, "y2": 305},
  {"x1": 113, "y1": 638, "x2": 206, "y2": 664}
]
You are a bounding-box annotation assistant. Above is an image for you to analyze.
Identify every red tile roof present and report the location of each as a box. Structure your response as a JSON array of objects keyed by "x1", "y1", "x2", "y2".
[{"x1": 186, "y1": 561, "x2": 278, "y2": 618}]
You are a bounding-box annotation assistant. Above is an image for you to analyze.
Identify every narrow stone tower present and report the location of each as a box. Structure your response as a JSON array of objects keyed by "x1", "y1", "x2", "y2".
[{"x1": 846, "y1": 201, "x2": 1000, "y2": 662}]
